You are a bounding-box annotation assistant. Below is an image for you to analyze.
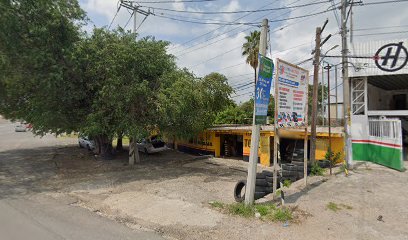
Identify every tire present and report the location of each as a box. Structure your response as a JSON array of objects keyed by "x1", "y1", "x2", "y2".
[
  {"x1": 291, "y1": 161, "x2": 312, "y2": 167},
  {"x1": 256, "y1": 178, "x2": 268, "y2": 187},
  {"x1": 87, "y1": 144, "x2": 91, "y2": 151},
  {"x1": 282, "y1": 163, "x2": 305, "y2": 172},
  {"x1": 234, "y1": 180, "x2": 246, "y2": 202},
  {"x1": 79, "y1": 142, "x2": 83, "y2": 148},
  {"x1": 256, "y1": 186, "x2": 273, "y2": 193},
  {"x1": 318, "y1": 160, "x2": 331, "y2": 168},
  {"x1": 260, "y1": 170, "x2": 273, "y2": 177},
  {"x1": 281, "y1": 170, "x2": 298, "y2": 177},
  {"x1": 254, "y1": 191, "x2": 267, "y2": 200},
  {"x1": 144, "y1": 148, "x2": 149, "y2": 154}
]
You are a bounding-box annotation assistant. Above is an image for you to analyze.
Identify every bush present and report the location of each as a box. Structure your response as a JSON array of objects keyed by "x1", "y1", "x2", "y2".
[{"x1": 310, "y1": 163, "x2": 325, "y2": 176}]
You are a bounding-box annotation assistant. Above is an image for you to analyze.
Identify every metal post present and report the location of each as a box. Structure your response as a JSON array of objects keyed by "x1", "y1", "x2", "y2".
[
  {"x1": 245, "y1": 19, "x2": 268, "y2": 205},
  {"x1": 341, "y1": 0, "x2": 352, "y2": 168},
  {"x1": 310, "y1": 27, "x2": 322, "y2": 165}
]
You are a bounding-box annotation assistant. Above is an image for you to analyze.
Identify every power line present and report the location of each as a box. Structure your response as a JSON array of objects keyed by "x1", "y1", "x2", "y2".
[
  {"x1": 174, "y1": 0, "x2": 330, "y2": 58},
  {"x1": 145, "y1": 0, "x2": 332, "y2": 14},
  {"x1": 108, "y1": 4, "x2": 121, "y2": 29},
  {"x1": 353, "y1": 24, "x2": 408, "y2": 31},
  {"x1": 231, "y1": 91, "x2": 253, "y2": 98},
  {"x1": 353, "y1": 30, "x2": 408, "y2": 36},
  {"x1": 137, "y1": 0, "x2": 216, "y2": 3},
  {"x1": 153, "y1": 14, "x2": 259, "y2": 26},
  {"x1": 168, "y1": 0, "x2": 282, "y2": 52},
  {"x1": 123, "y1": 11, "x2": 134, "y2": 29}
]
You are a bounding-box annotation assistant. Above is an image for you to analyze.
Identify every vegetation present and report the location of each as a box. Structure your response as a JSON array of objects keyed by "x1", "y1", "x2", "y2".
[
  {"x1": 310, "y1": 163, "x2": 325, "y2": 176},
  {"x1": 327, "y1": 202, "x2": 352, "y2": 212},
  {"x1": 210, "y1": 202, "x2": 293, "y2": 222},
  {"x1": 242, "y1": 31, "x2": 261, "y2": 85},
  {"x1": 0, "y1": 0, "x2": 232, "y2": 160},
  {"x1": 283, "y1": 179, "x2": 292, "y2": 188}
]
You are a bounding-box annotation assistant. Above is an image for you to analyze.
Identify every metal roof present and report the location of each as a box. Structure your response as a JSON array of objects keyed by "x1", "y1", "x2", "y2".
[{"x1": 368, "y1": 74, "x2": 408, "y2": 90}]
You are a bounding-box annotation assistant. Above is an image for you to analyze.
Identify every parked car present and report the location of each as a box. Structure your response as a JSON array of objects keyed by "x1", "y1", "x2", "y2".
[
  {"x1": 78, "y1": 135, "x2": 95, "y2": 151},
  {"x1": 14, "y1": 122, "x2": 28, "y2": 132},
  {"x1": 137, "y1": 136, "x2": 167, "y2": 154}
]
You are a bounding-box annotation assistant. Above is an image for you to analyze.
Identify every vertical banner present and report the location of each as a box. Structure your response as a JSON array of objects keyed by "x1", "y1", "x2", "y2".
[
  {"x1": 255, "y1": 54, "x2": 274, "y2": 125},
  {"x1": 276, "y1": 59, "x2": 309, "y2": 128}
]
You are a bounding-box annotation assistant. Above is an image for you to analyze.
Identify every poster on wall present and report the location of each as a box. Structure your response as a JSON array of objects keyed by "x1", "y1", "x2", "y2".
[
  {"x1": 275, "y1": 59, "x2": 309, "y2": 128},
  {"x1": 255, "y1": 54, "x2": 274, "y2": 124}
]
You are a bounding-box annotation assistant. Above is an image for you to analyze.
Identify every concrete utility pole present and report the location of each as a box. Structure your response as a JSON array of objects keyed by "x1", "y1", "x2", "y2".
[
  {"x1": 245, "y1": 19, "x2": 268, "y2": 205},
  {"x1": 325, "y1": 63, "x2": 333, "y2": 175},
  {"x1": 341, "y1": 0, "x2": 352, "y2": 168},
  {"x1": 310, "y1": 27, "x2": 322, "y2": 165},
  {"x1": 335, "y1": 65, "x2": 338, "y2": 122}
]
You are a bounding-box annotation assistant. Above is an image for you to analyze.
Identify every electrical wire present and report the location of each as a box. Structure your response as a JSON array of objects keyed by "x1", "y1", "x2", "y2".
[
  {"x1": 123, "y1": 11, "x2": 134, "y2": 29},
  {"x1": 353, "y1": 25, "x2": 408, "y2": 31},
  {"x1": 108, "y1": 4, "x2": 121, "y2": 29},
  {"x1": 137, "y1": 0, "x2": 216, "y2": 3},
  {"x1": 353, "y1": 30, "x2": 408, "y2": 36},
  {"x1": 144, "y1": 0, "x2": 331, "y2": 14}
]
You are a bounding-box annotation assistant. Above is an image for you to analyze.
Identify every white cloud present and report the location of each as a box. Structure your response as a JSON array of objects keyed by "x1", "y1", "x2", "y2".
[{"x1": 79, "y1": 0, "x2": 408, "y2": 103}]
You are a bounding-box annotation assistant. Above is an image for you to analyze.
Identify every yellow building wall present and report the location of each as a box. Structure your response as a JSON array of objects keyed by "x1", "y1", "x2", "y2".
[
  {"x1": 243, "y1": 132, "x2": 271, "y2": 166},
  {"x1": 315, "y1": 136, "x2": 344, "y2": 162}
]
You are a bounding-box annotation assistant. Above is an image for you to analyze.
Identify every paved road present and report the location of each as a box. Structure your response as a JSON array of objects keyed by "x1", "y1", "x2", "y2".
[{"x1": 0, "y1": 120, "x2": 164, "y2": 240}]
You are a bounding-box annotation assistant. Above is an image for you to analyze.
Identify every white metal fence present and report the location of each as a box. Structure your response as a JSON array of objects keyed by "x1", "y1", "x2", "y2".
[{"x1": 368, "y1": 119, "x2": 401, "y2": 140}]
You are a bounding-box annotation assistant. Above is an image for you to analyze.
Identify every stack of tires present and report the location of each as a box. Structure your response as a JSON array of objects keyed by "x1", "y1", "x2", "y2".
[{"x1": 234, "y1": 171, "x2": 276, "y2": 202}]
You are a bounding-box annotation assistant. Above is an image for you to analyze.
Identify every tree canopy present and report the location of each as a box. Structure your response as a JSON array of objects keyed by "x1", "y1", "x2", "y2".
[{"x1": 0, "y1": 0, "x2": 233, "y2": 159}]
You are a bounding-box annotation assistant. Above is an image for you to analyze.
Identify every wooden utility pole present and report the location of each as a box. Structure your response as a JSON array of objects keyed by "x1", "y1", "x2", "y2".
[
  {"x1": 245, "y1": 19, "x2": 268, "y2": 205},
  {"x1": 310, "y1": 27, "x2": 322, "y2": 165}
]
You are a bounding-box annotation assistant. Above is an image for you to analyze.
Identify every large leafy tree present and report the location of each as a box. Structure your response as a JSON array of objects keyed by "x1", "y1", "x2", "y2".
[
  {"x1": 158, "y1": 71, "x2": 233, "y2": 140},
  {"x1": 72, "y1": 28, "x2": 176, "y2": 159},
  {"x1": 0, "y1": 0, "x2": 86, "y2": 134},
  {"x1": 242, "y1": 31, "x2": 261, "y2": 85}
]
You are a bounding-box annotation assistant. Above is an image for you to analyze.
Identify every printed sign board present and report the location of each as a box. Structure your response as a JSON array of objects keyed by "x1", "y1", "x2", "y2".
[
  {"x1": 255, "y1": 54, "x2": 274, "y2": 125},
  {"x1": 275, "y1": 59, "x2": 309, "y2": 128}
]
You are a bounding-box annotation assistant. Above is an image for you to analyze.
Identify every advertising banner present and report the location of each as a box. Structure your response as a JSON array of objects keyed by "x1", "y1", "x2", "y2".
[
  {"x1": 276, "y1": 59, "x2": 309, "y2": 128},
  {"x1": 255, "y1": 54, "x2": 274, "y2": 125}
]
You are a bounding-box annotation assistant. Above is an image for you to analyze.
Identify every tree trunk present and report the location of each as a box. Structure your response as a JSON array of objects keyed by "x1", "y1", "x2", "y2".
[
  {"x1": 116, "y1": 135, "x2": 123, "y2": 152},
  {"x1": 254, "y1": 67, "x2": 257, "y2": 94},
  {"x1": 96, "y1": 134, "x2": 114, "y2": 160},
  {"x1": 129, "y1": 137, "x2": 140, "y2": 165}
]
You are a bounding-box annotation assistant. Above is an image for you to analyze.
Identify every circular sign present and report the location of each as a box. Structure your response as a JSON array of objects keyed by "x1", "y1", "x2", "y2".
[{"x1": 374, "y1": 42, "x2": 408, "y2": 72}]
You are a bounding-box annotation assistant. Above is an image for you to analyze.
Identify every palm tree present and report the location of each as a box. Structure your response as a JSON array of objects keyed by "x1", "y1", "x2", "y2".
[{"x1": 242, "y1": 31, "x2": 261, "y2": 85}]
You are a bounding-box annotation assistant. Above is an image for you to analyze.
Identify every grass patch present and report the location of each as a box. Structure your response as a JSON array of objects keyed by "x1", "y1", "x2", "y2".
[
  {"x1": 310, "y1": 163, "x2": 325, "y2": 176},
  {"x1": 270, "y1": 207, "x2": 293, "y2": 222},
  {"x1": 283, "y1": 179, "x2": 292, "y2": 188},
  {"x1": 209, "y1": 201, "x2": 225, "y2": 209},
  {"x1": 327, "y1": 202, "x2": 340, "y2": 212},
  {"x1": 327, "y1": 202, "x2": 352, "y2": 212},
  {"x1": 210, "y1": 201, "x2": 293, "y2": 222}
]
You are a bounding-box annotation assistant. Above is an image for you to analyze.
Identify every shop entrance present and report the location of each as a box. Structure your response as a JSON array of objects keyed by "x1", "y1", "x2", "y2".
[{"x1": 220, "y1": 134, "x2": 243, "y2": 159}]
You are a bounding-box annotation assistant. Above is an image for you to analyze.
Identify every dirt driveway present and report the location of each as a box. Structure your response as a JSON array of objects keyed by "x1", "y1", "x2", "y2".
[{"x1": 33, "y1": 146, "x2": 405, "y2": 240}]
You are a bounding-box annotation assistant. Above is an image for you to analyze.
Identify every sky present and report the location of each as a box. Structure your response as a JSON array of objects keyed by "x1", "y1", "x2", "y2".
[{"x1": 78, "y1": 0, "x2": 408, "y2": 104}]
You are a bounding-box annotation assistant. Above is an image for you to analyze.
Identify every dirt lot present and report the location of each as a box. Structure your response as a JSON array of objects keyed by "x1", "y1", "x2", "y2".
[{"x1": 34, "y1": 146, "x2": 407, "y2": 240}]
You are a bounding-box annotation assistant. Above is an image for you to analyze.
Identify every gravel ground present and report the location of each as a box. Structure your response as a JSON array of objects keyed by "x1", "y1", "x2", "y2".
[{"x1": 42, "y1": 146, "x2": 408, "y2": 240}]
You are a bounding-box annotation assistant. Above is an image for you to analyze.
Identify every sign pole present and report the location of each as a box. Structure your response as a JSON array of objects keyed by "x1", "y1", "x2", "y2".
[
  {"x1": 273, "y1": 61, "x2": 279, "y2": 196},
  {"x1": 245, "y1": 19, "x2": 269, "y2": 205}
]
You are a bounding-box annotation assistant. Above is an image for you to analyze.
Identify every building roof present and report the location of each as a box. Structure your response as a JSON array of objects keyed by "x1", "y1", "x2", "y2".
[{"x1": 209, "y1": 124, "x2": 344, "y2": 135}]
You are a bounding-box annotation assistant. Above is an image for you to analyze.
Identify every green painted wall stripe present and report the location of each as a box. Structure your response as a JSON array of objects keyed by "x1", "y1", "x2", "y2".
[{"x1": 352, "y1": 143, "x2": 404, "y2": 171}]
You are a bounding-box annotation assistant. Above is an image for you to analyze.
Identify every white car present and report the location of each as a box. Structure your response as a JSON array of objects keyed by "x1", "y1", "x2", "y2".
[
  {"x1": 14, "y1": 122, "x2": 27, "y2": 132},
  {"x1": 137, "y1": 137, "x2": 167, "y2": 154},
  {"x1": 78, "y1": 135, "x2": 96, "y2": 150}
]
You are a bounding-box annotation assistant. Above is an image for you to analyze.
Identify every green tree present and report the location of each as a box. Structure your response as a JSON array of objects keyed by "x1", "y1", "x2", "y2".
[
  {"x1": 242, "y1": 31, "x2": 261, "y2": 85},
  {"x1": 158, "y1": 71, "x2": 233, "y2": 140},
  {"x1": 0, "y1": 0, "x2": 86, "y2": 134},
  {"x1": 308, "y1": 83, "x2": 328, "y2": 123}
]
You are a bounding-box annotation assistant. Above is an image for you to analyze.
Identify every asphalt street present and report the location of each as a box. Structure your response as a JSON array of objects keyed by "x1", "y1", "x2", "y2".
[{"x1": 0, "y1": 118, "x2": 164, "y2": 240}]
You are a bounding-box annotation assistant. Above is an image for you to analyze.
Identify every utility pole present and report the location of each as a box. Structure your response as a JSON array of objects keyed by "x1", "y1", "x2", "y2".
[
  {"x1": 245, "y1": 19, "x2": 268, "y2": 205},
  {"x1": 335, "y1": 65, "x2": 338, "y2": 122},
  {"x1": 119, "y1": 1, "x2": 151, "y2": 38},
  {"x1": 341, "y1": 0, "x2": 352, "y2": 168},
  {"x1": 310, "y1": 27, "x2": 322, "y2": 165},
  {"x1": 325, "y1": 63, "x2": 333, "y2": 174},
  {"x1": 321, "y1": 65, "x2": 325, "y2": 126}
]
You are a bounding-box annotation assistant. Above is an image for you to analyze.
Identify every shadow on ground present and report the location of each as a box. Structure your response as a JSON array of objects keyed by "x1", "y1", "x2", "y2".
[{"x1": 0, "y1": 145, "x2": 246, "y2": 200}]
